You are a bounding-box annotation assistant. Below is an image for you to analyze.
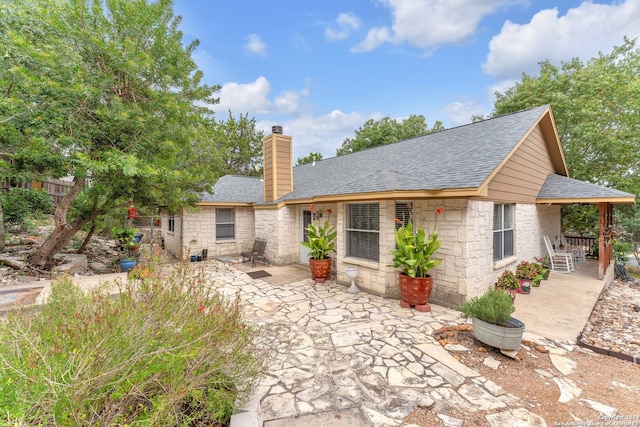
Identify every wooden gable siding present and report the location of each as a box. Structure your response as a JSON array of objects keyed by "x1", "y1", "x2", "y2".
[
  {"x1": 274, "y1": 137, "x2": 293, "y2": 197},
  {"x1": 263, "y1": 141, "x2": 274, "y2": 201},
  {"x1": 262, "y1": 133, "x2": 293, "y2": 202},
  {"x1": 486, "y1": 124, "x2": 555, "y2": 203}
]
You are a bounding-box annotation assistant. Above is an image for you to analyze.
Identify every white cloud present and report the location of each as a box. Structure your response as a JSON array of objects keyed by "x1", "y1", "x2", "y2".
[
  {"x1": 258, "y1": 110, "x2": 385, "y2": 161},
  {"x1": 444, "y1": 101, "x2": 485, "y2": 126},
  {"x1": 353, "y1": 0, "x2": 513, "y2": 53},
  {"x1": 483, "y1": 0, "x2": 640, "y2": 79},
  {"x1": 325, "y1": 12, "x2": 361, "y2": 41},
  {"x1": 244, "y1": 34, "x2": 267, "y2": 57},
  {"x1": 487, "y1": 79, "x2": 518, "y2": 103},
  {"x1": 351, "y1": 27, "x2": 391, "y2": 52},
  {"x1": 213, "y1": 77, "x2": 309, "y2": 116}
]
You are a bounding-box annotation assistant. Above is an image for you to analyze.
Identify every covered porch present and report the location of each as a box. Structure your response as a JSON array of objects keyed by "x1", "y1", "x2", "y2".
[
  {"x1": 537, "y1": 173, "x2": 636, "y2": 280},
  {"x1": 513, "y1": 259, "x2": 603, "y2": 343}
]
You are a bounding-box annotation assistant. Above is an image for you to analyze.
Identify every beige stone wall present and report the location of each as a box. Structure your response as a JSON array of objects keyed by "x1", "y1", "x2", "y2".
[
  {"x1": 335, "y1": 199, "x2": 476, "y2": 306},
  {"x1": 255, "y1": 205, "x2": 299, "y2": 265},
  {"x1": 483, "y1": 202, "x2": 561, "y2": 301},
  {"x1": 160, "y1": 210, "x2": 184, "y2": 260},
  {"x1": 333, "y1": 199, "x2": 561, "y2": 307},
  {"x1": 335, "y1": 200, "x2": 395, "y2": 297},
  {"x1": 162, "y1": 206, "x2": 257, "y2": 260}
]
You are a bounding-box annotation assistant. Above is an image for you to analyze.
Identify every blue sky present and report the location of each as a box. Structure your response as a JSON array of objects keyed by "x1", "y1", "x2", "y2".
[{"x1": 172, "y1": 0, "x2": 640, "y2": 162}]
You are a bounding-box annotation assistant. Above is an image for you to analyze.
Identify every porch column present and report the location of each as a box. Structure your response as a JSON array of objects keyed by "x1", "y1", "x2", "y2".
[{"x1": 598, "y1": 202, "x2": 613, "y2": 280}]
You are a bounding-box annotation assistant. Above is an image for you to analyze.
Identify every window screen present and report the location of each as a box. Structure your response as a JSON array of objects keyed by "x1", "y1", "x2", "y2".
[
  {"x1": 493, "y1": 204, "x2": 514, "y2": 261},
  {"x1": 216, "y1": 208, "x2": 235, "y2": 240},
  {"x1": 346, "y1": 203, "x2": 379, "y2": 261}
]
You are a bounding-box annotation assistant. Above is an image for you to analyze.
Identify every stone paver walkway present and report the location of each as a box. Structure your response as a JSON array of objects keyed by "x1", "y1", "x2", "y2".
[{"x1": 202, "y1": 264, "x2": 547, "y2": 426}]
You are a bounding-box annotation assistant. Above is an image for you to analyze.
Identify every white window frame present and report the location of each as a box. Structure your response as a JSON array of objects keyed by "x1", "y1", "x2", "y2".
[
  {"x1": 168, "y1": 214, "x2": 175, "y2": 232},
  {"x1": 493, "y1": 203, "x2": 514, "y2": 261},
  {"x1": 216, "y1": 208, "x2": 235, "y2": 241}
]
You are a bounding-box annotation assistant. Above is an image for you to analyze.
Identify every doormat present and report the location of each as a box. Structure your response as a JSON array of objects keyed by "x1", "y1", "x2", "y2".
[{"x1": 247, "y1": 270, "x2": 271, "y2": 279}]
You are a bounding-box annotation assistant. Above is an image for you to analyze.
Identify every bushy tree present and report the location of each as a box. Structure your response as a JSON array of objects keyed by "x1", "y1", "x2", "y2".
[
  {"x1": 492, "y1": 37, "x2": 640, "y2": 237},
  {"x1": 296, "y1": 152, "x2": 323, "y2": 165},
  {"x1": 336, "y1": 115, "x2": 444, "y2": 156},
  {"x1": 208, "y1": 111, "x2": 264, "y2": 177},
  {"x1": 0, "y1": 0, "x2": 221, "y2": 268}
]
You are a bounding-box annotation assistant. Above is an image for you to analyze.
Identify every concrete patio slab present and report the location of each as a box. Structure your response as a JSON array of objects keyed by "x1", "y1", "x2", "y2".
[{"x1": 513, "y1": 259, "x2": 606, "y2": 343}]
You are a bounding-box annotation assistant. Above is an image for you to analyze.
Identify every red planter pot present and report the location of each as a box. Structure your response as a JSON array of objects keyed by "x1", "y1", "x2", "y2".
[
  {"x1": 398, "y1": 273, "x2": 433, "y2": 312},
  {"x1": 517, "y1": 279, "x2": 532, "y2": 294},
  {"x1": 309, "y1": 258, "x2": 332, "y2": 282}
]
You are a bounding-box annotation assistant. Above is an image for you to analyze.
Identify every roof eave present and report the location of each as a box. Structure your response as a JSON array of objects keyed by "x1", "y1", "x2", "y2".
[
  {"x1": 285, "y1": 187, "x2": 488, "y2": 204},
  {"x1": 536, "y1": 196, "x2": 636, "y2": 205}
]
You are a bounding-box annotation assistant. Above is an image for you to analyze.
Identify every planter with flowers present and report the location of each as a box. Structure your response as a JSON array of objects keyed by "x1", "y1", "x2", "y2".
[
  {"x1": 515, "y1": 261, "x2": 538, "y2": 294},
  {"x1": 494, "y1": 270, "x2": 520, "y2": 302},
  {"x1": 390, "y1": 207, "x2": 443, "y2": 312},
  {"x1": 535, "y1": 256, "x2": 551, "y2": 279},
  {"x1": 531, "y1": 261, "x2": 547, "y2": 286},
  {"x1": 301, "y1": 207, "x2": 337, "y2": 283}
]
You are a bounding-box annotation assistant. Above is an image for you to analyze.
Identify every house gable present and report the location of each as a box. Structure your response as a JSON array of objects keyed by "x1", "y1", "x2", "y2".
[{"x1": 483, "y1": 107, "x2": 568, "y2": 203}]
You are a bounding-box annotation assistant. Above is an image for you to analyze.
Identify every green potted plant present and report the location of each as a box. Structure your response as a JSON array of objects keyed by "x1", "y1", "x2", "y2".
[
  {"x1": 494, "y1": 270, "x2": 519, "y2": 302},
  {"x1": 515, "y1": 260, "x2": 537, "y2": 294},
  {"x1": 531, "y1": 261, "x2": 546, "y2": 286},
  {"x1": 301, "y1": 210, "x2": 337, "y2": 283},
  {"x1": 112, "y1": 226, "x2": 141, "y2": 272},
  {"x1": 535, "y1": 257, "x2": 550, "y2": 279},
  {"x1": 459, "y1": 289, "x2": 525, "y2": 351},
  {"x1": 390, "y1": 207, "x2": 443, "y2": 312}
]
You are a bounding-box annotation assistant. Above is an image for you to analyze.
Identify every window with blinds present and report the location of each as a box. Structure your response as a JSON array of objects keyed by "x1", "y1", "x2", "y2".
[
  {"x1": 346, "y1": 203, "x2": 379, "y2": 261},
  {"x1": 216, "y1": 208, "x2": 235, "y2": 240},
  {"x1": 395, "y1": 202, "x2": 413, "y2": 229},
  {"x1": 493, "y1": 204, "x2": 514, "y2": 261}
]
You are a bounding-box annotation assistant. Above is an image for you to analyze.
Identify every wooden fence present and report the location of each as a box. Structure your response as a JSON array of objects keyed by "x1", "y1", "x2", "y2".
[{"x1": 2, "y1": 178, "x2": 74, "y2": 206}]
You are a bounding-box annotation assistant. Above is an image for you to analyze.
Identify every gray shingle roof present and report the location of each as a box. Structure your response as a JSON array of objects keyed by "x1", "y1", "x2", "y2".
[
  {"x1": 204, "y1": 105, "x2": 634, "y2": 205},
  {"x1": 537, "y1": 173, "x2": 635, "y2": 201},
  {"x1": 280, "y1": 105, "x2": 550, "y2": 201},
  {"x1": 199, "y1": 175, "x2": 263, "y2": 203}
]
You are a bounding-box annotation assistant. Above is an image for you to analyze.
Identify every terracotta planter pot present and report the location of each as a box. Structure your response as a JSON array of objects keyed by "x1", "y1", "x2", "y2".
[
  {"x1": 398, "y1": 273, "x2": 433, "y2": 312},
  {"x1": 309, "y1": 258, "x2": 332, "y2": 282}
]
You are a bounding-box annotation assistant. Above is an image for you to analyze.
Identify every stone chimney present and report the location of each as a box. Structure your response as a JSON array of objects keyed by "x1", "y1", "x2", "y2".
[{"x1": 262, "y1": 125, "x2": 293, "y2": 202}]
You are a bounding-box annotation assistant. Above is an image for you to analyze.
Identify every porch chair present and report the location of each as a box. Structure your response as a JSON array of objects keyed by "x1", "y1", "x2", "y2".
[
  {"x1": 560, "y1": 234, "x2": 586, "y2": 267},
  {"x1": 543, "y1": 236, "x2": 574, "y2": 273},
  {"x1": 241, "y1": 238, "x2": 267, "y2": 267}
]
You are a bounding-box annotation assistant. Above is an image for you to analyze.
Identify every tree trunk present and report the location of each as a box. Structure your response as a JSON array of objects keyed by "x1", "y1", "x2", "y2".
[
  {"x1": 0, "y1": 203, "x2": 5, "y2": 253},
  {"x1": 28, "y1": 176, "x2": 86, "y2": 269},
  {"x1": 77, "y1": 222, "x2": 97, "y2": 254}
]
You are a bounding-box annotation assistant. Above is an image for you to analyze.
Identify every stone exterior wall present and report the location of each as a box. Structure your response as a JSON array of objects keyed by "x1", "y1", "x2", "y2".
[
  {"x1": 161, "y1": 206, "x2": 256, "y2": 260},
  {"x1": 335, "y1": 199, "x2": 478, "y2": 306},
  {"x1": 335, "y1": 200, "x2": 396, "y2": 297},
  {"x1": 255, "y1": 205, "x2": 299, "y2": 265},
  {"x1": 160, "y1": 210, "x2": 183, "y2": 260},
  {"x1": 333, "y1": 199, "x2": 562, "y2": 307},
  {"x1": 486, "y1": 202, "x2": 561, "y2": 300}
]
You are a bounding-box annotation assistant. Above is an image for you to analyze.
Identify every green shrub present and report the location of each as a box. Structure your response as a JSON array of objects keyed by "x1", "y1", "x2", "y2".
[
  {"x1": 1, "y1": 188, "x2": 53, "y2": 230},
  {"x1": 458, "y1": 289, "x2": 515, "y2": 324},
  {"x1": 0, "y1": 260, "x2": 271, "y2": 426}
]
